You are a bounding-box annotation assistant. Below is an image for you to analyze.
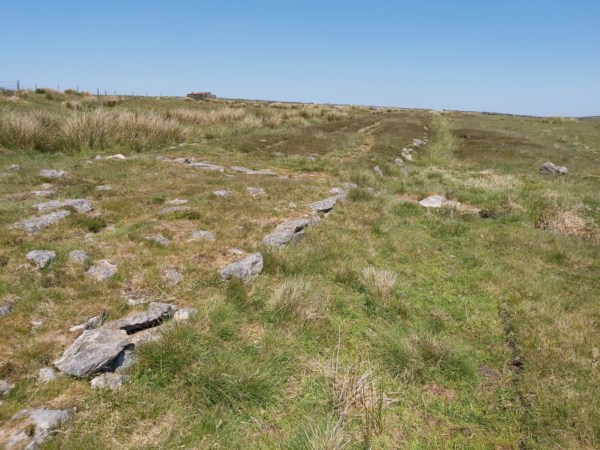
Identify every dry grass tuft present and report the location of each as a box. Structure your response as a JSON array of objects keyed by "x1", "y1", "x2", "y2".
[
  {"x1": 301, "y1": 417, "x2": 350, "y2": 450},
  {"x1": 539, "y1": 204, "x2": 600, "y2": 243},
  {"x1": 269, "y1": 277, "x2": 327, "y2": 321},
  {"x1": 360, "y1": 267, "x2": 397, "y2": 305}
]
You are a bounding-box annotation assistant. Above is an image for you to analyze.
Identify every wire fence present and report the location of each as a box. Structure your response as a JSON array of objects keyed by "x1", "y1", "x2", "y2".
[{"x1": 0, "y1": 80, "x2": 19, "y2": 92}]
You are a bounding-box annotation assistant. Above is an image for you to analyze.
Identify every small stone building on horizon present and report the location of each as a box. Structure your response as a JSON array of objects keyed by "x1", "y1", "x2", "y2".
[{"x1": 186, "y1": 92, "x2": 216, "y2": 100}]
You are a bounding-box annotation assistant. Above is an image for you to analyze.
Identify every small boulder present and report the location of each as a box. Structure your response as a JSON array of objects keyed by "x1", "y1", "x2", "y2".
[
  {"x1": 310, "y1": 197, "x2": 337, "y2": 213},
  {"x1": 0, "y1": 379, "x2": 15, "y2": 396},
  {"x1": 540, "y1": 162, "x2": 568, "y2": 175},
  {"x1": 68, "y1": 250, "x2": 92, "y2": 263},
  {"x1": 6, "y1": 408, "x2": 75, "y2": 449},
  {"x1": 219, "y1": 253, "x2": 263, "y2": 282},
  {"x1": 213, "y1": 190, "x2": 230, "y2": 198},
  {"x1": 329, "y1": 187, "x2": 345, "y2": 195},
  {"x1": 40, "y1": 169, "x2": 66, "y2": 178},
  {"x1": 342, "y1": 182, "x2": 357, "y2": 189},
  {"x1": 419, "y1": 195, "x2": 448, "y2": 208},
  {"x1": 105, "y1": 154, "x2": 126, "y2": 160},
  {"x1": 187, "y1": 161, "x2": 225, "y2": 170},
  {"x1": 401, "y1": 152, "x2": 413, "y2": 161},
  {"x1": 189, "y1": 230, "x2": 215, "y2": 242},
  {"x1": 374, "y1": 166, "x2": 383, "y2": 177},
  {"x1": 96, "y1": 185, "x2": 112, "y2": 191},
  {"x1": 104, "y1": 302, "x2": 177, "y2": 333},
  {"x1": 8, "y1": 164, "x2": 20, "y2": 170},
  {"x1": 86, "y1": 260, "x2": 117, "y2": 281},
  {"x1": 31, "y1": 190, "x2": 56, "y2": 196},
  {"x1": 26, "y1": 250, "x2": 56, "y2": 269},
  {"x1": 54, "y1": 329, "x2": 131, "y2": 376},
  {"x1": 91, "y1": 373, "x2": 129, "y2": 390},
  {"x1": 33, "y1": 198, "x2": 92, "y2": 213},
  {"x1": 13, "y1": 210, "x2": 70, "y2": 234},
  {"x1": 162, "y1": 268, "x2": 183, "y2": 286},
  {"x1": 394, "y1": 157, "x2": 404, "y2": 166},
  {"x1": 174, "y1": 308, "x2": 197, "y2": 321},
  {"x1": 159, "y1": 206, "x2": 190, "y2": 215},
  {"x1": 69, "y1": 315, "x2": 102, "y2": 332},
  {"x1": 38, "y1": 367, "x2": 58, "y2": 384},
  {"x1": 247, "y1": 187, "x2": 266, "y2": 197},
  {"x1": 166, "y1": 199, "x2": 188, "y2": 205},
  {"x1": 144, "y1": 235, "x2": 170, "y2": 245}
]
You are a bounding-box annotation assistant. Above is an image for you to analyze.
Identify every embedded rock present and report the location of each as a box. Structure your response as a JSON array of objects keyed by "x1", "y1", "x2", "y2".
[
  {"x1": 38, "y1": 367, "x2": 58, "y2": 384},
  {"x1": 374, "y1": 166, "x2": 383, "y2": 176},
  {"x1": 91, "y1": 373, "x2": 129, "y2": 390},
  {"x1": 54, "y1": 329, "x2": 130, "y2": 376},
  {"x1": 174, "y1": 308, "x2": 197, "y2": 321},
  {"x1": 329, "y1": 187, "x2": 345, "y2": 195},
  {"x1": 162, "y1": 269, "x2": 183, "y2": 286},
  {"x1": 0, "y1": 299, "x2": 17, "y2": 318},
  {"x1": 159, "y1": 206, "x2": 190, "y2": 215},
  {"x1": 231, "y1": 166, "x2": 276, "y2": 176},
  {"x1": 33, "y1": 198, "x2": 92, "y2": 213},
  {"x1": 40, "y1": 169, "x2": 66, "y2": 178},
  {"x1": 219, "y1": 253, "x2": 263, "y2": 282},
  {"x1": 104, "y1": 302, "x2": 177, "y2": 333},
  {"x1": 9, "y1": 164, "x2": 20, "y2": 170},
  {"x1": 419, "y1": 195, "x2": 448, "y2": 208},
  {"x1": 277, "y1": 218, "x2": 309, "y2": 232},
  {"x1": 310, "y1": 197, "x2": 337, "y2": 212},
  {"x1": 308, "y1": 213, "x2": 320, "y2": 226},
  {"x1": 144, "y1": 234, "x2": 170, "y2": 245},
  {"x1": 26, "y1": 250, "x2": 56, "y2": 269},
  {"x1": 227, "y1": 248, "x2": 245, "y2": 256},
  {"x1": 272, "y1": 152, "x2": 285, "y2": 156},
  {"x1": 13, "y1": 210, "x2": 70, "y2": 234},
  {"x1": 540, "y1": 161, "x2": 568, "y2": 174},
  {"x1": 247, "y1": 187, "x2": 266, "y2": 197},
  {"x1": 0, "y1": 379, "x2": 15, "y2": 396},
  {"x1": 262, "y1": 228, "x2": 296, "y2": 247},
  {"x1": 412, "y1": 139, "x2": 425, "y2": 147},
  {"x1": 401, "y1": 152, "x2": 412, "y2": 161},
  {"x1": 68, "y1": 250, "x2": 91, "y2": 263},
  {"x1": 394, "y1": 157, "x2": 404, "y2": 166},
  {"x1": 69, "y1": 315, "x2": 102, "y2": 332},
  {"x1": 189, "y1": 230, "x2": 215, "y2": 241},
  {"x1": 213, "y1": 190, "x2": 230, "y2": 197},
  {"x1": 166, "y1": 199, "x2": 187, "y2": 205},
  {"x1": 86, "y1": 260, "x2": 117, "y2": 281},
  {"x1": 31, "y1": 189, "x2": 56, "y2": 196},
  {"x1": 6, "y1": 408, "x2": 75, "y2": 449},
  {"x1": 188, "y1": 161, "x2": 225, "y2": 170},
  {"x1": 96, "y1": 185, "x2": 112, "y2": 191},
  {"x1": 105, "y1": 154, "x2": 126, "y2": 160},
  {"x1": 342, "y1": 182, "x2": 357, "y2": 189}
]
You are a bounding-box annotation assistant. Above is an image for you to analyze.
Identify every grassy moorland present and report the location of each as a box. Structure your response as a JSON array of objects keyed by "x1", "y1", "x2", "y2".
[{"x1": 0, "y1": 89, "x2": 599, "y2": 449}]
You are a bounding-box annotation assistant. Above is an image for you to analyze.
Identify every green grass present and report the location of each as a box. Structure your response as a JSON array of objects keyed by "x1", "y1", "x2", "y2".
[{"x1": 0, "y1": 96, "x2": 599, "y2": 449}]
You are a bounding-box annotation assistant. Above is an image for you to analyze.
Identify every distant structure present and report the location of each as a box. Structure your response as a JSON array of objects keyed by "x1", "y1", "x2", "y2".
[{"x1": 186, "y1": 92, "x2": 216, "y2": 100}]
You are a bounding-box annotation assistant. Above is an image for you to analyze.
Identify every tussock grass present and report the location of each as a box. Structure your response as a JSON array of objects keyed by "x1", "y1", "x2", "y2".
[
  {"x1": 422, "y1": 118, "x2": 456, "y2": 167},
  {"x1": 360, "y1": 266, "x2": 397, "y2": 306}
]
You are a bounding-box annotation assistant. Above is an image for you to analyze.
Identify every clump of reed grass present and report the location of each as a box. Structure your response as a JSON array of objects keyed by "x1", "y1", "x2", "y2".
[{"x1": 360, "y1": 267, "x2": 397, "y2": 306}]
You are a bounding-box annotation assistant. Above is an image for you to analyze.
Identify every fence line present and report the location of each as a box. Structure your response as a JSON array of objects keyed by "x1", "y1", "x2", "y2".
[{"x1": 0, "y1": 80, "x2": 19, "y2": 91}]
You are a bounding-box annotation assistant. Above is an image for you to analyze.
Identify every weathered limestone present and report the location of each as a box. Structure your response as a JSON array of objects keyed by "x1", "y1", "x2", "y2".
[
  {"x1": 162, "y1": 268, "x2": 183, "y2": 286},
  {"x1": 187, "y1": 161, "x2": 225, "y2": 170},
  {"x1": 13, "y1": 210, "x2": 70, "y2": 234},
  {"x1": 166, "y1": 199, "x2": 188, "y2": 205},
  {"x1": 0, "y1": 379, "x2": 15, "y2": 396},
  {"x1": 31, "y1": 189, "x2": 56, "y2": 196},
  {"x1": 540, "y1": 162, "x2": 568, "y2": 174},
  {"x1": 5, "y1": 408, "x2": 75, "y2": 449},
  {"x1": 231, "y1": 166, "x2": 277, "y2": 176},
  {"x1": 144, "y1": 235, "x2": 170, "y2": 245},
  {"x1": 189, "y1": 230, "x2": 215, "y2": 241},
  {"x1": 219, "y1": 253, "x2": 263, "y2": 282},
  {"x1": 174, "y1": 308, "x2": 197, "y2": 321},
  {"x1": 310, "y1": 197, "x2": 337, "y2": 213},
  {"x1": 419, "y1": 195, "x2": 448, "y2": 208},
  {"x1": 247, "y1": 187, "x2": 266, "y2": 197},
  {"x1": 86, "y1": 260, "x2": 117, "y2": 281},
  {"x1": 54, "y1": 329, "x2": 131, "y2": 377},
  {"x1": 33, "y1": 199, "x2": 92, "y2": 213},
  {"x1": 38, "y1": 367, "x2": 58, "y2": 384},
  {"x1": 96, "y1": 185, "x2": 112, "y2": 191},
  {"x1": 69, "y1": 315, "x2": 102, "y2": 332},
  {"x1": 374, "y1": 166, "x2": 383, "y2": 176},
  {"x1": 8, "y1": 164, "x2": 20, "y2": 170},
  {"x1": 394, "y1": 157, "x2": 404, "y2": 166},
  {"x1": 159, "y1": 206, "x2": 190, "y2": 215},
  {"x1": 68, "y1": 250, "x2": 91, "y2": 263},
  {"x1": 26, "y1": 250, "x2": 56, "y2": 269},
  {"x1": 0, "y1": 298, "x2": 18, "y2": 318},
  {"x1": 104, "y1": 302, "x2": 177, "y2": 333},
  {"x1": 213, "y1": 190, "x2": 230, "y2": 198},
  {"x1": 90, "y1": 373, "x2": 129, "y2": 390},
  {"x1": 40, "y1": 169, "x2": 66, "y2": 178}
]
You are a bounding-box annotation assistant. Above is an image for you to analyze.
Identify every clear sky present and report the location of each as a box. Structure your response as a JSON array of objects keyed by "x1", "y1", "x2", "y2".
[{"x1": 1, "y1": 1, "x2": 598, "y2": 116}]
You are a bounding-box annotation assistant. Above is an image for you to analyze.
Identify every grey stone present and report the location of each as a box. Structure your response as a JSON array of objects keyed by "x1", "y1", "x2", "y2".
[
  {"x1": 247, "y1": 187, "x2": 266, "y2": 197},
  {"x1": 174, "y1": 308, "x2": 197, "y2": 321},
  {"x1": 104, "y1": 302, "x2": 177, "y2": 333},
  {"x1": 213, "y1": 190, "x2": 230, "y2": 197},
  {"x1": 68, "y1": 250, "x2": 91, "y2": 263},
  {"x1": 540, "y1": 162, "x2": 568, "y2": 174},
  {"x1": 40, "y1": 169, "x2": 66, "y2": 178},
  {"x1": 227, "y1": 248, "x2": 245, "y2": 256},
  {"x1": 13, "y1": 210, "x2": 70, "y2": 234},
  {"x1": 113, "y1": 349, "x2": 137, "y2": 374},
  {"x1": 96, "y1": 185, "x2": 112, "y2": 191},
  {"x1": 310, "y1": 197, "x2": 337, "y2": 212},
  {"x1": 130, "y1": 327, "x2": 163, "y2": 345},
  {"x1": 54, "y1": 329, "x2": 131, "y2": 376},
  {"x1": 277, "y1": 219, "x2": 309, "y2": 232},
  {"x1": 412, "y1": 139, "x2": 425, "y2": 147},
  {"x1": 291, "y1": 230, "x2": 306, "y2": 244},
  {"x1": 166, "y1": 199, "x2": 187, "y2": 205},
  {"x1": 86, "y1": 260, "x2": 117, "y2": 281},
  {"x1": 219, "y1": 253, "x2": 264, "y2": 282},
  {"x1": 26, "y1": 250, "x2": 56, "y2": 269},
  {"x1": 374, "y1": 166, "x2": 383, "y2": 177},
  {"x1": 0, "y1": 172, "x2": 12, "y2": 178},
  {"x1": 329, "y1": 187, "x2": 345, "y2": 195},
  {"x1": 262, "y1": 228, "x2": 295, "y2": 247},
  {"x1": 188, "y1": 161, "x2": 225, "y2": 170},
  {"x1": 7, "y1": 408, "x2": 75, "y2": 449},
  {"x1": 9, "y1": 164, "x2": 20, "y2": 170},
  {"x1": 0, "y1": 297, "x2": 19, "y2": 318},
  {"x1": 401, "y1": 152, "x2": 412, "y2": 161},
  {"x1": 69, "y1": 315, "x2": 102, "y2": 332},
  {"x1": 342, "y1": 182, "x2": 357, "y2": 189},
  {"x1": 424, "y1": 126, "x2": 429, "y2": 130},
  {"x1": 394, "y1": 157, "x2": 404, "y2": 166},
  {"x1": 400, "y1": 167, "x2": 408, "y2": 176},
  {"x1": 0, "y1": 379, "x2": 15, "y2": 396},
  {"x1": 91, "y1": 373, "x2": 129, "y2": 390},
  {"x1": 419, "y1": 195, "x2": 448, "y2": 208},
  {"x1": 162, "y1": 268, "x2": 183, "y2": 286},
  {"x1": 189, "y1": 230, "x2": 215, "y2": 242},
  {"x1": 31, "y1": 190, "x2": 56, "y2": 196},
  {"x1": 124, "y1": 289, "x2": 152, "y2": 306},
  {"x1": 144, "y1": 234, "x2": 170, "y2": 245},
  {"x1": 272, "y1": 152, "x2": 285, "y2": 156},
  {"x1": 33, "y1": 199, "x2": 92, "y2": 213},
  {"x1": 231, "y1": 166, "x2": 276, "y2": 176},
  {"x1": 307, "y1": 156, "x2": 317, "y2": 161},
  {"x1": 159, "y1": 206, "x2": 190, "y2": 215},
  {"x1": 308, "y1": 214, "x2": 320, "y2": 226},
  {"x1": 38, "y1": 367, "x2": 58, "y2": 384}
]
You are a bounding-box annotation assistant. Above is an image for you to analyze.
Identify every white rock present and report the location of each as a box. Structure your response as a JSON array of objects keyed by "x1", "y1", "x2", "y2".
[
  {"x1": 31, "y1": 190, "x2": 56, "y2": 196},
  {"x1": 105, "y1": 154, "x2": 126, "y2": 160},
  {"x1": 68, "y1": 250, "x2": 92, "y2": 263},
  {"x1": 374, "y1": 166, "x2": 383, "y2": 177},
  {"x1": 219, "y1": 253, "x2": 263, "y2": 282},
  {"x1": 40, "y1": 169, "x2": 66, "y2": 178},
  {"x1": 166, "y1": 199, "x2": 188, "y2": 205},
  {"x1": 162, "y1": 269, "x2": 183, "y2": 286},
  {"x1": 310, "y1": 197, "x2": 337, "y2": 212},
  {"x1": 96, "y1": 185, "x2": 112, "y2": 191},
  {"x1": 86, "y1": 260, "x2": 117, "y2": 281},
  {"x1": 91, "y1": 373, "x2": 129, "y2": 390},
  {"x1": 213, "y1": 190, "x2": 230, "y2": 197},
  {"x1": 13, "y1": 210, "x2": 70, "y2": 234},
  {"x1": 9, "y1": 164, "x2": 20, "y2": 170},
  {"x1": 38, "y1": 367, "x2": 58, "y2": 383},
  {"x1": 189, "y1": 230, "x2": 215, "y2": 241},
  {"x1": 174, "y1": 308, "x2": 197, "y2": 321},
  {"x1": 418, "y1": 195, "x2": 448, "y2": 208},
  {"x1": 26, "y1": 250, "x2": 56, "y2": 268}
]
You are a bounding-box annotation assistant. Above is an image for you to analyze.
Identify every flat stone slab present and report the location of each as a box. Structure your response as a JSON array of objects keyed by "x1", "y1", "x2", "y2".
[
  {"x1": 310, "y1": 197, "x2": 337, "y2": 212},
  {"x1": 69, "y1": 315, "x2": 102, "y2": 332},
  {"x1": 219, "y1": 253, "x2": 263, "y2": 282},
  {"x1": 33, "y1": 198, "x2": 92, "y2": 213},
  {"x1": 166, "y1": 199, "x2": 188, "y2": 205},
  {"x1": 162, "y1": 268, "x2": 183, "y2": 286},
  {"x1": 104, "y1": 302, "x2": 177, "y2": 333},
  {"x1": 213, "y1": 190, "x2": 230, "y2": 197},
  {"x1": 86, "y1": 260, "x2": 117, "y2": 281},
  {"x1": 91, "y1": 373, "x2": 129, "y2": 390},
  {"x1": 38, "y1": 367, "x2": 58, "y2": 383},
  {"x1": 144, "y1": 234, "x2": 171, "y2": 245},
  {"x1": 342, "y1": 183, "x2": 357, "y2": 189},
  {"x1": 68, "y1": 250, "x2": 92, "y2": 263},
  {"x1": 174, "y1": 308, "x2": 197, "y2": 321},
  {"x1": 277, "y1": 219, "x2": 309, "y2": 233},
  {"x1": 247, "y1": 187, "x2": 266, "y2": 197},
  {"x1": 96, "y1": 185, "x2": 112, "y2": 191},
  {"x1": 262, "y1": 228, "x2": 296, "y2": 247},
  {"x1": 6, "y1": 408, "x2": 75, "y2": 449},
  {"x1": 9, "y1": 164, "x2": 20, "y2": 170},
  {"x1": 189, "y1": 230, "x2": 215, "y2": 241},
  {"x1": 54, "y1": 329, "x2": 130, "y2": 376},
  {"x1": 26, "y1": 250, "x2": 56, "y2": 268},
  {"x1": 32, "y1": 189, "x2": 56, "y2": 196},
  {"x1": 188, "y1": 161, "x2": 225, "y2": 170},
  {"x1": 540, "y1": 161, "x2": 568, "y2": 174},
  {"x1": 40, "y1": 169, "x2": 66, "y2": 178},
  {"x1": 419, "y1": 195, "x2": 448, "y2": 208},
  {"x1": 159, "y1": 206, "x2": 190, "y2": 215},
  {"x1": 231, "y1": 166, "x2": 276, "y2": 176},
  {"x1": 13, "y1": 210, "x2": 70, "y2": 234}
]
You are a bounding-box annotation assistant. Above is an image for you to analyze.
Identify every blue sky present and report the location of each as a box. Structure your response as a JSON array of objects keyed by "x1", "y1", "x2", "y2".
[{"x1": 1, "y1": 1, "x2": 598, "y2": 116}]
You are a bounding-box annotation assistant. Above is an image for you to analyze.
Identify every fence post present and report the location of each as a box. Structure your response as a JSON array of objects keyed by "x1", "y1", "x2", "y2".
[
  {"x1": 17, "y1": 80, "x2": 20, "y2": 92},
  {"x1": 97, "y1": 89, "x2": 99, "y2": 97}
]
